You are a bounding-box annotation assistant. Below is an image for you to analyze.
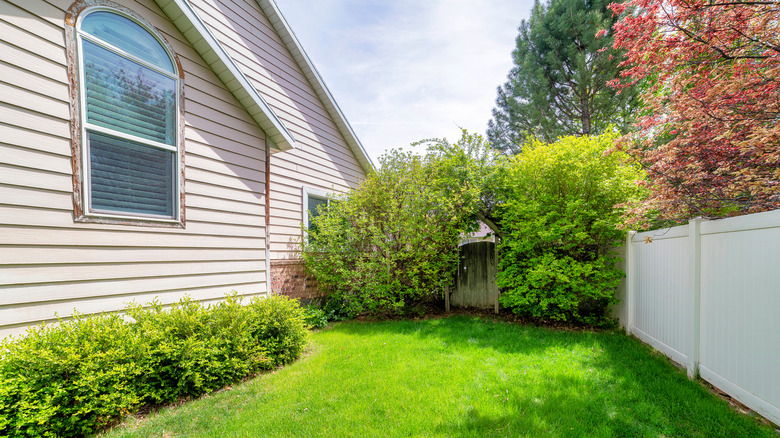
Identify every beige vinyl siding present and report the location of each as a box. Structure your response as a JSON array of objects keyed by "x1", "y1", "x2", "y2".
[
  {"x1": 0, "y1": 0, "x2": 271, "y2": 338},
  {"x1": 188, "y1": 0, "x2": 367, "y2": 260}
]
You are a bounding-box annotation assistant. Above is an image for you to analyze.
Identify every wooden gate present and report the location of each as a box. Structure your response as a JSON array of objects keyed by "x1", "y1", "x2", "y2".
[{"x1": 451, "y1": 241, "x2": 499, "y2": 310}]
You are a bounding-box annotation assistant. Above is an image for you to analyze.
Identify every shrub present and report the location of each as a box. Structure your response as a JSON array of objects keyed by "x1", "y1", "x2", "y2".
[
  {"x1": 126, "y1": 295, "x2": 273, "y2": 405},
  {"x1": 495, "y1": 131, "x2": 645, "y2": 326},
  {"x1": 302, "y1": 133, "x2": 496, "y2": 317},
  {"x1": 0, "y1": 294, "x2": 307, "y2": 437},
  {"x1": 301, "y1": 151, "x2": 460, "y2": 316},
  {"x1": 302, "y1": 306, "x2": 329, "y2": 329},
  {"x1": 320, "y1": 295, "x2": 356, "y2": 322},
  {"x1": 0, "y1": 313, "x2": 143, "y2": 437},
  {"x1": 246, "y1": 295, "x2": 308, "y2": 367}
]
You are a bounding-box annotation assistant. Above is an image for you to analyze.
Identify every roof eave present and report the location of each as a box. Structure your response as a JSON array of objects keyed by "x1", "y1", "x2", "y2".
[{"x1": 153, "y1": 0, "x2": 296, "y2": 151}]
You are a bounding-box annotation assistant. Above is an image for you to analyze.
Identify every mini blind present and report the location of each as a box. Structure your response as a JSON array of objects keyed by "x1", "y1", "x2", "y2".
[
  {"x1": 83, "y1": 40, "x2": 176, "y2": 146},
  {"x1": 89, "y1": 131, "x2": 175, "y2": 217}
]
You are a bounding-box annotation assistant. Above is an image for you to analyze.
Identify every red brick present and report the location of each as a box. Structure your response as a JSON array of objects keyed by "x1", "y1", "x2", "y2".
[{"x1": 270, "y1": 260, "x2": 321, "y2": 300}]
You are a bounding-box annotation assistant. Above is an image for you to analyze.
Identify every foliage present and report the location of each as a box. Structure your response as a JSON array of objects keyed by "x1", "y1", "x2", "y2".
[
  {"x1": 303, "y1": 129, "x2": 640, "y2": 326},
  {"x1": 302, "y1": 306, "x2": 330, "y2": 329},
  {"x1": 607, "y1": 0, "x2": 780, "y2": 227},
  {"x1": 487, "y1": 0, "x2": 639, "y2": 154},
  {"x1": 103, "y1": 318, "x2": 777, "y2": 438},
  {"x1": 319, "y1": 295, "x2": 357, "y2": 322},
  {"x1": 125, "y1": 295, "x2": 272, "y2": 405},
  {"x1": 417, "y1": 130, "x2": 504, "y2": 220},
  {"x1": 245, "y1": 295, "x2": 308, "y2": 367},
  {"x1": 0, "y1": 294, "x2": 307, "y2": 438},
  {"x1": 301, "y1": 296, "x2": 360, "y2": 328},
  {"x1": 496, "y1": 132, "x2": 645, "y2": 325},
  {"x1": 302, "y1": 132, "x2": 496, "y2": 316},
  {"x1": 0, "y1": 313, "x2": 143, "y2": 437}
]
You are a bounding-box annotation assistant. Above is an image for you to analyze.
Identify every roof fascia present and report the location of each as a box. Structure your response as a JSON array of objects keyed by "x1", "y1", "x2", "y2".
[{"x1": 153, "y1": 0, "x2": 295, "y2": 150}]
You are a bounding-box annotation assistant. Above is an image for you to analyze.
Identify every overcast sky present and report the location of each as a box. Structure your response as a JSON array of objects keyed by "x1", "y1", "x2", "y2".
[{"x1": 275, "y1": 0, "x2": 535, "y2": 162}]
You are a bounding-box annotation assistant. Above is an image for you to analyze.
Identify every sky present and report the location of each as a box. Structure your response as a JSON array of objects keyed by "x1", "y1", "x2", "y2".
[{"x1": 275, "y1": 0, "x2": 535, "y2": 162}]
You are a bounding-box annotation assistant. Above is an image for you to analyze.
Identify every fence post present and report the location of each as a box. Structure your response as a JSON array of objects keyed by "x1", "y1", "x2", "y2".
[
  {"x1": 687, "y1": 217, "x2": 703, "y2": 378},
  {"x1": 626, "y1": 230, "x2": 637, "y2": 335}
]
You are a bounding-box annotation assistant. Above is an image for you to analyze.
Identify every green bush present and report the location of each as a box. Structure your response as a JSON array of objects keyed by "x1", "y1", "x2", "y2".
[
  {"x1": 0, "y1": 294, "x2": 307, "y2": 437},
  {"x1": 302, "y1": 306, "x2": 329, "y2": 329},
  {"x1": 320, "y1": 295, "x2": 356, "y2": 322},
  {"x1": 126, "y1": 295, "x2": 274, "y2": 405},
  {"x1": 495, "y1": 132, "x2": 645, "y2": 326},
  {"x1": 302, "y1": 133, "x2": 496, "y2": 317},
  {"x1": 0, "y1": 313, "x2": 143, "y2": 437},
  {"x1": 302, "y1": 294, "x2": 361, "y2": 328},
  {"x1": 245, "y1": 295, "x2": 308, "y2": 367}
]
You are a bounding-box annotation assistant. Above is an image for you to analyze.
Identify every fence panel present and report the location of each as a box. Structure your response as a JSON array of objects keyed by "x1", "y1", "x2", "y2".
[
  {"x1": 617, "y1": 209, "x2": 780, "y2": 426},
  {"x1": 698, "y1": 213, "x2": 780, "y2": 424},
  {"x1": 629, "y1": 226, "x2": 693, "y2": 368}
]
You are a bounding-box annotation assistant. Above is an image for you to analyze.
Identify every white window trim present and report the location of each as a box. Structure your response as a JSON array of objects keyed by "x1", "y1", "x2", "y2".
[
  {"x1": 75, "y1": 6, "x2": 182, "y2": 224},
  {"x1": 302, "y1": 187, "x2": 332, "y2": 238}
]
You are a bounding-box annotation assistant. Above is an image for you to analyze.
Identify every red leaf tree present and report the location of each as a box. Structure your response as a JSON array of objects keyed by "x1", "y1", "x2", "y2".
[{"x1": 607, "y1": 0, "x2": 780, "y2": 227}]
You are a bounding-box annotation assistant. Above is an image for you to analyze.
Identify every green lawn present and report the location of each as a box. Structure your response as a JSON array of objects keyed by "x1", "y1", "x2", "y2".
[{"x1": 102, "y1": 316, "x2": 775, "y2": 437}]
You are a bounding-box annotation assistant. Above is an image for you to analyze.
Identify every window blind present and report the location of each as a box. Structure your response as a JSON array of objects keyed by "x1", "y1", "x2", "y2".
[
  {"x1": 83, "y1": 40, "x2": 176, "y2": 145},
  {"x1": 89, "y1": 131, "x2": 174, "y2": 217},
  {"x1": 78, "y1": 10, "x2": 180, "y2": 220},
  {"x1": 81, "y1": 11, "x2": 174, "y2": 73}
]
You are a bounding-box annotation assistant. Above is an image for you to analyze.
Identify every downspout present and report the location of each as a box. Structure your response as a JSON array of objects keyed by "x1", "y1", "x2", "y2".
[{"x1": 265, "y1": 138, "x2": 272, "y2": 294}]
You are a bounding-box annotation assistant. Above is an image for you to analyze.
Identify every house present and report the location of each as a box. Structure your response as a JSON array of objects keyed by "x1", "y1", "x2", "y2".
[
  {"x1": 460, "y1": 221, "x2": 496, "y2": 246},
  {"x1": 0, "y1": 0, "x2": 372, "y2": 338}
]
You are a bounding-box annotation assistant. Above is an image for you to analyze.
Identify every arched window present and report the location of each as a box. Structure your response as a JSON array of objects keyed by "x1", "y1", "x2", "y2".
[{"x1": 74, "y1": 8, "x2": 181, "y2": 222}]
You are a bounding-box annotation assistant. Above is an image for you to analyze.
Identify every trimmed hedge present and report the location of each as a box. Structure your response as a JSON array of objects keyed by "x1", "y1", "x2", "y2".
[{"x1": 0, "y1": 294, "x2": 308, "y2": 437}]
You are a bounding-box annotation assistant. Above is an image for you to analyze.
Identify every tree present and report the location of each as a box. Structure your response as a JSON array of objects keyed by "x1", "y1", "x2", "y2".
[
  {"x1": 301, "y1": 132, "x2": 496, "y2": 316},
  {"x1": 487, "y1": 0, "x2": 639, "y2": 154},
  {"x1": 495, "y1": 131, "x2": 646, "y2": 326},
  {"x1": 608, "y1": 0, "x2": 780, "y2": 227},
  {"x1": 416, "y1": 130, "x2": 504, "y2": 228}
]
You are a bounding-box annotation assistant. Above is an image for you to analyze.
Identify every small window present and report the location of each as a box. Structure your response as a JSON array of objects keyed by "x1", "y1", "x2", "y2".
[
  {"x1": 303, "y1": 187, "x2": 332, "y2": 237},
  {"x1": 73, "y1": 7, "x2": 181, "y2": 222}
]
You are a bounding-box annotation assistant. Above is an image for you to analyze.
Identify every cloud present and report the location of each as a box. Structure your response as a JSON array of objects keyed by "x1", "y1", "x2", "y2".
[{"x1": 276, "y1": 0, "x2": 534, "y2": 160}]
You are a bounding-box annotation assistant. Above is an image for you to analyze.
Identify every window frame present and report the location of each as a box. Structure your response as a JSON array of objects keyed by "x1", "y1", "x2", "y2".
[
  {"x1": 66, "y1": 1, "x2": 185, "y2": 227},
  {"x1": 302, "y1": 187, "x2": 332, "y2": 239}
]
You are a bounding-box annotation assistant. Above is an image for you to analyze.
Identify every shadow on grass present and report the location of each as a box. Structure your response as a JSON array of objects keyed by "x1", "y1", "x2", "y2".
[{"x1": 327, "y1": 316, "x2": 774, "y2": 438}]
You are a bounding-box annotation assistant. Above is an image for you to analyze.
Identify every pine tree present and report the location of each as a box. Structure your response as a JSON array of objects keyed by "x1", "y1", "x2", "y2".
[{"x1": 487, "y1": 0, "x2": 637, "y2": 154}]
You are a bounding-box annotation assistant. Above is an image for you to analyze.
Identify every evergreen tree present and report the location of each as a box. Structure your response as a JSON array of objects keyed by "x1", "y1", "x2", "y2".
[{"x1": 487, "y1": 0, "x2": 637, "y2": 154}]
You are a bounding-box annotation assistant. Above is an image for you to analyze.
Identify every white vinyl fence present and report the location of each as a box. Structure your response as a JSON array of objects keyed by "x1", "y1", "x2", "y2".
[{"x1": 614, "y1": 209, "x2": 780, "y2": 425}]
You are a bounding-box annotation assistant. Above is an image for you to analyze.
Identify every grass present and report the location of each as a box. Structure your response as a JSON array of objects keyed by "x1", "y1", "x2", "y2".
[{"x1": 102, "y1": 316, "x2": 776, "y2": 437}]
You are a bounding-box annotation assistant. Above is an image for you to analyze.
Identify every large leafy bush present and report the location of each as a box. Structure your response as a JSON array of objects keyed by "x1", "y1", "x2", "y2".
[
  {"x1": 495, "y1": 132, "x2": 645, "y2": 325},
  {"x1": 302, "y1": 133, "x2": 496, "y2": 316},
  {"x1": 302, "y1": 129, "x2": 639, "y2": 326},
  {"x1": 0, "y1": 294, "x2": 307, "y2": 437}
]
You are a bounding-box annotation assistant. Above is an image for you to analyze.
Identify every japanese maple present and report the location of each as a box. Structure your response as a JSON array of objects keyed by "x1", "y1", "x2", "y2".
[{"x1": 606, "y1": 0, "x2": 780, "y2": 227}]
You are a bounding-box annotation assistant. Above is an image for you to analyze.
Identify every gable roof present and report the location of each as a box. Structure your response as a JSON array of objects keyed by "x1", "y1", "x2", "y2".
[
  {"x1": 255, "y1": 0, "x2": 373, "y2": 173},
  {"x1": 152, "y1": 0, "x2": 373, "y2": 173}
]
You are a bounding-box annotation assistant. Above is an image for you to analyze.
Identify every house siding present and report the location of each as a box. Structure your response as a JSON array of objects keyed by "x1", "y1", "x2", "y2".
[
  {"x1": 0, "y1": 0, "x2": 271, "y2": 338},
  {"x1": 189, "y1": 0, "x2": 368, "y2": 302},
  {"x1": 188, "y1": 0, "x2": 367, "y2": 265}
]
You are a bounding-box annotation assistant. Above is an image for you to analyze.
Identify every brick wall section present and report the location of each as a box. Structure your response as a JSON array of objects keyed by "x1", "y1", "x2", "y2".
[{"x1": 270, "y1": 260, "x2": 320, "y2": 300}]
